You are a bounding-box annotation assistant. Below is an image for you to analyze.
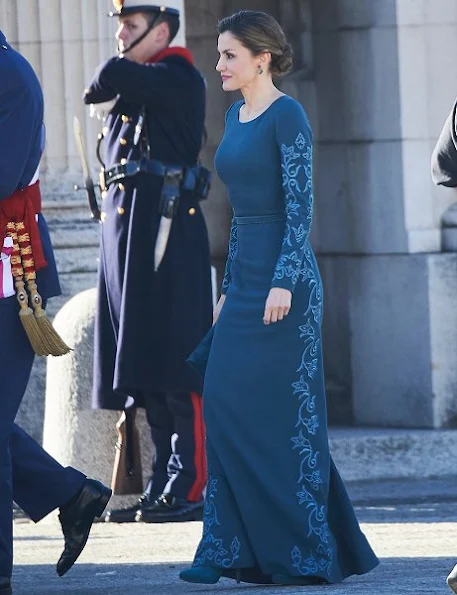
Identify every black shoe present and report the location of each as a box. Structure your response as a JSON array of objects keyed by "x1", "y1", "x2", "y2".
[
  {"x1": 0, "y1": 578, "x2": 11, "y2": 595},
  {"x1": 135, "y1": 494, "x2": 203, "y2": 523},
  {"x1": 104, "y1": 495, "x2": 148, "y2": 523},
  {"x1": 448, "y1": 563, "x2": 457, "y2": 594},
  {"x1": 56, "y1": 478, "x2": 112, "y2": 577}
]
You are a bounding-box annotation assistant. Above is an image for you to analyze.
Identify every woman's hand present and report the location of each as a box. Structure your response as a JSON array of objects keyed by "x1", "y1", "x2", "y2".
[
  {"x1": 263, "y1": 287, "x2": 292, "y2": 325},
  {"x1": 213, "y1": 294, "x2": 226, "y2": 325}
]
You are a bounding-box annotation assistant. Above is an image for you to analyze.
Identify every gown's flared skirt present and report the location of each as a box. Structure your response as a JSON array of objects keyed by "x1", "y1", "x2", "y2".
[{"x1": 190, "y1": 217, "x2": 379, "y2": 583}]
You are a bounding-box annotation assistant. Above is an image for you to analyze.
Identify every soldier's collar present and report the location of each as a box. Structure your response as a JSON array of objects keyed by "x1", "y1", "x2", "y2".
[{"x1": 146, "y1": 46, "x2": 193, "y2": 65}]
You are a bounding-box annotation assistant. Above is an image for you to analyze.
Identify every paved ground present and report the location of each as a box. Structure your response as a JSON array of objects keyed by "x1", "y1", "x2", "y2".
[{"x1": 10, "y1": 477, "x2": 457, "y2": 595}]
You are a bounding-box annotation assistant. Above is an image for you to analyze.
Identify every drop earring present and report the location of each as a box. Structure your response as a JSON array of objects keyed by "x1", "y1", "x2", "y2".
[{"x1": 257, "y1": 65, "x2": 263, "y2": 75}]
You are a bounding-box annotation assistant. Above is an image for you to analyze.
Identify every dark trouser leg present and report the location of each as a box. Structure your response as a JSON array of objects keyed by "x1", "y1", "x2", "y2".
[
  {"x1": 0, "y1": 301, "x2": 34, "y2": 577},
  {"x1": 0, "y1": 442, "x2": 13, "y2": 580},
  {"x1": 0, "y1": 299, "x2": 37, "y2": 578},
  {"x1": 163, "y1": 392, "x2": 206, "y2": 502},
  {"x1": 12, "y1": 425, "x2": 85, "y2": 523},
  {"x1": 143, "y1": 392, "x2": 174, "y2": 500},
  {"x1": 0, "y1": 298, "x2": 85, "y2": 578}
]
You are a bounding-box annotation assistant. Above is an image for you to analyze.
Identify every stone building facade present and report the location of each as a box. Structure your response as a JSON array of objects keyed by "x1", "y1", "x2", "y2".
[{"x1": 2, "y1": 0, "x2": 457, "y2": 440}]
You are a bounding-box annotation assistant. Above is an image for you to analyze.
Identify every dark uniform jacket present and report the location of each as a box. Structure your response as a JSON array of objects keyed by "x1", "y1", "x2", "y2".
[
  {"x1": 84, "y1": 50, "x2": 213, "y2": 409},
  {"x1": 431, "y1": 99, "x2": 457, "y2": 187},
  {"x1": 0, "y1": 30, "x2": 60, "y2": 300}
]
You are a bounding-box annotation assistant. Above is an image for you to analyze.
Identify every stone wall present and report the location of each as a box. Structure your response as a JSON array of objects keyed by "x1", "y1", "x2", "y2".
[{"x1": 312, "y1": 0, "x2": 457, "y2": 427}]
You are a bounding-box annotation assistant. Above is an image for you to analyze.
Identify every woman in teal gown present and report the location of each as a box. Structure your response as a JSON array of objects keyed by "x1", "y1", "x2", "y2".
[{"x1": 180, "y1": 10, "x2": 379, "y2": 587}]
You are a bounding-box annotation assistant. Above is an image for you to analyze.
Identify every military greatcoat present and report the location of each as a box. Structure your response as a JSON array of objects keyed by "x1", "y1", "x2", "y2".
[{"x1": 84, "y1": 50, "x2": 213, "y2": 410}]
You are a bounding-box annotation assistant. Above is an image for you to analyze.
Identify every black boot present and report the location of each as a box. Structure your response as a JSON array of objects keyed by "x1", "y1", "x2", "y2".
[
  {"x1": 135, "y1": 493, "x2": 203, "y2": 523},
  {"x1": 104, "y1": 494, "x2": 150, "y2": 523},
  {"x1": 0, "y1": 578, "x2": 11, "y2": 595},
  {"x1": 56, "y1": 478, "x2": 112, "y2": 577}
]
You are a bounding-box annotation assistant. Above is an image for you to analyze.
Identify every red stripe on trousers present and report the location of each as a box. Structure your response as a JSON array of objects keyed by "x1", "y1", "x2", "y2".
[{"x1": 187, "y1": 392, "x2": 207, "y2": 501}]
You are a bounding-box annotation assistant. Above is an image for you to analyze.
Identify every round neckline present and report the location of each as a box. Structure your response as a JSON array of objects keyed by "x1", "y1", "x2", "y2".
[{"x1": 237, "y1": 95, "x2": 288, "y2": 124}]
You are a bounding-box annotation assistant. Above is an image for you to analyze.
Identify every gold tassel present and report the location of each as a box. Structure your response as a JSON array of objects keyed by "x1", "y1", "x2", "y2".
[
  {"x1": 7, "y1": 222, "x2": 48, "y2": 356},
  {"x1": 12, "y1": 221, "x2": 71, "y2": 357},
  {"x1": 7, "y1": 221, "x2": 71, "y2": 357},
  {"x1": 27, "y1": 279, "x2": 71, "y2": 357},
  {"x1": 14, "y1": 278, "x2": 49, "y2": 356}
]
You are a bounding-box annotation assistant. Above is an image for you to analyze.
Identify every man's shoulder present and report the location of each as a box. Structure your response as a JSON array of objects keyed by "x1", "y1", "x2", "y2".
[
  {"x1": 0, "y1": 42, "x2": 40, "y2": 96},
  {"x1": 162, "y1": 55, "x2": 205, "y2": 85}
]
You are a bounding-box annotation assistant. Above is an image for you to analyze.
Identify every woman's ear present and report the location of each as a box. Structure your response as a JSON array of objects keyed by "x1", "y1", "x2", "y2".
[{"x1": 259, "y1": 51, "x2": 272, "y2": 71}]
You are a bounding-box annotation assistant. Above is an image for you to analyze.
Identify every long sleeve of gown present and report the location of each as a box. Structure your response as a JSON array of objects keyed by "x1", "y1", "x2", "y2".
[
  {"x1": 271, "y1": 102, "x2": 314, "y2": 293},
  {"x1": 221, "y1": 216, "x2": 237, "y2": 295},
  {"x1": 431, "y1": 99, "x2": 457, "y2": 187}
]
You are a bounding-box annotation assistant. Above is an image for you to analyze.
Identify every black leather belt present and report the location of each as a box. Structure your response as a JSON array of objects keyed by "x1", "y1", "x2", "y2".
[{"x1": 104, "y1": 159, "x2": 208, "y2": 196}]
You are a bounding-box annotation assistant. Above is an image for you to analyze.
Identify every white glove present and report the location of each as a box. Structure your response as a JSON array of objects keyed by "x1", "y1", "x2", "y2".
[{"x1": 89, "y1": 98, "x2": 117, "y2": 121}]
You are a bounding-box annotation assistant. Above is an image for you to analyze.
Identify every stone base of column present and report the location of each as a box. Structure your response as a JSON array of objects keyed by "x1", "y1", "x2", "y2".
[{"x1": 319, "y1": 252, "x2": 457, "y2": 428}]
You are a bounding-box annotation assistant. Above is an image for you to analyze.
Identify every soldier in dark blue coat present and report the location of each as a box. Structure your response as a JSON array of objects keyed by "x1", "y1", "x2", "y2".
[
  {"x1": 84, "y1": 0, "x2": 213, "y2": 523},
  {"x1": 0, "y1": 31, "x2": 112, "y2": 595}
]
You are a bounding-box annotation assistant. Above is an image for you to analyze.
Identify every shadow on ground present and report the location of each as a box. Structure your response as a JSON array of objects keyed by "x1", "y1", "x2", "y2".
[{"x1": 10, "y1": 558, "x2": 457, "y2": 595}]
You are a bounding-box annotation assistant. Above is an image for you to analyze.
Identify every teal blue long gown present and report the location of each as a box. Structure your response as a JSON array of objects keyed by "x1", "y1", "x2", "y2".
[{"x1": 188, "y1": 96, "x2": 379, "y2": 584}]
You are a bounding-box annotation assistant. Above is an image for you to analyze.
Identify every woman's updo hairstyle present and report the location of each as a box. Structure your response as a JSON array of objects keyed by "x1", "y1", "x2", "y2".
[{"x1": 218, "y1": 10, "x2": 293, "y2": 77}]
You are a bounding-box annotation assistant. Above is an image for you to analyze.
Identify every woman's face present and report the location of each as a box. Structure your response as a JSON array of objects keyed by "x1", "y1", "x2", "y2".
[{"x1": 216, "y1": 31, "x2": 264, "y2": 91}]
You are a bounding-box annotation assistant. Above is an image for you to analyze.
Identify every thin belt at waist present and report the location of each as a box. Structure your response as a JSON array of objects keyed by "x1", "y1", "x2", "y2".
[{"x1": 233, "y1": 213, "x2": 286, "y2": 225}]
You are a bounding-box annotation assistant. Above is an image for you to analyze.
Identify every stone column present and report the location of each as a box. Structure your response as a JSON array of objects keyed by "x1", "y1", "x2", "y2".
[{"x1": 312, "y1": 0, "x2": 457, "y2": 427}]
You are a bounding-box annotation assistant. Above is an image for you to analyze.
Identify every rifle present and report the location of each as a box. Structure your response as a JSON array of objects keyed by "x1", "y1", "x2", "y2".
[{"x1": 111, "y1": 409, "x2": 144, "y2": 495}]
